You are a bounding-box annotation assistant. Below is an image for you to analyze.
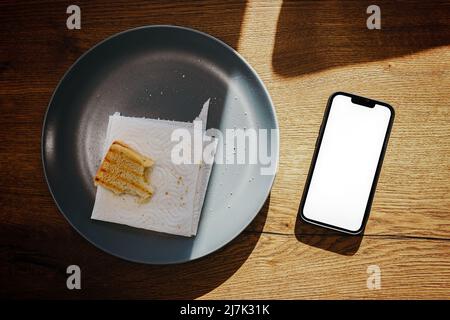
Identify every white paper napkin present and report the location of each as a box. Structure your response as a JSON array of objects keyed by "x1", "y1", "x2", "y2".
[{"x1": 91, "y1": 100, "x2": 216, "y2": 236}]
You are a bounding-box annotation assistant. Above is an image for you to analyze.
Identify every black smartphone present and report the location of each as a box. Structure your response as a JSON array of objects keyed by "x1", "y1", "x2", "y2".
[{"x1": 300, "y1": 92, "x2": 394, "y2": 234}]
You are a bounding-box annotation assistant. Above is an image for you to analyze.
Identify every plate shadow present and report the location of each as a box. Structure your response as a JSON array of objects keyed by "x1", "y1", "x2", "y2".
[
  {"x1": 1, "y1": 196, "x2": 270, "y2": 299},
  {"x1": 143, "y1": 195, "x2": 270, "y2": 299}
]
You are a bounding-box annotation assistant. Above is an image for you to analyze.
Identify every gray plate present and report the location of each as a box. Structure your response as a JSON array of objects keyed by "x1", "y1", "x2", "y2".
[{"x1": 42, "y1": 26, "x2": 278, "y2": 264}]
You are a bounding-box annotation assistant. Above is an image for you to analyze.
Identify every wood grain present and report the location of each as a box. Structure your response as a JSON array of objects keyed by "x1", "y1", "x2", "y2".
[{"x1": 1, "y1": 0, "x2": 449, "y2": 299}]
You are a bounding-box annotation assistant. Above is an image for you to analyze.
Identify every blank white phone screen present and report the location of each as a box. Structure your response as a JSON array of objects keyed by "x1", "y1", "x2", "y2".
[{"x1": 303, "y1": 94, "x2": 392, "y2": 232}]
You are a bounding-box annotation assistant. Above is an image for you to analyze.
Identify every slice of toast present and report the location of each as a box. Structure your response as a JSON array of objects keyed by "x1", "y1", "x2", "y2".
[{"x1": 94, "y1": 141, "x2": 154, "y2": 202}]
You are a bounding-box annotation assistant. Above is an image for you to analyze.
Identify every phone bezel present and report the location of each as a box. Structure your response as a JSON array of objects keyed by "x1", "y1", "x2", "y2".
[{"x1": 299, "y1": 92, "x2": 395, "y2": 235}]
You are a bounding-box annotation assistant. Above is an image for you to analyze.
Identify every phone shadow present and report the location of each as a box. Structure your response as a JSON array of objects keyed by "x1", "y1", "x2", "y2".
[
  {"x1": 294, "y1": 183, "x2": 362, "y2": 256},
  {"x1": 295, "y1": 214, "x2": 363, "y2": 256}
]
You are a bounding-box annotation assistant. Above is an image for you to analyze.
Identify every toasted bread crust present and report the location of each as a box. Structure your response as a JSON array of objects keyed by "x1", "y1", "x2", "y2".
[
  {"x1": 111, "y1": 141, "x2": 154, "y2": 167},
  {"x1": 94, "y1": 140, "x2": 154, "y2": 201}
]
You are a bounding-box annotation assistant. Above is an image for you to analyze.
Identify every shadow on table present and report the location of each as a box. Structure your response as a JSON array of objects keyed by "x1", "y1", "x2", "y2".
[
  {"x1": 295, "y1": 216, "x2": 362, "y2": 256},
  {"x1": 2, "y1": 193, "x2": 268, "y2": 299},
  {"x1": 141, "y1": 195, "x2": 270, "y2": 299},
  {"x1": 272, "y1": 0, "x2": 450, "y2": 78},
  {"x1": 0, "y1": 0, "x2": 248, "y2": 86},
  {"x1": 294, "y1": 162, "x2": 362, "y2": 256}
]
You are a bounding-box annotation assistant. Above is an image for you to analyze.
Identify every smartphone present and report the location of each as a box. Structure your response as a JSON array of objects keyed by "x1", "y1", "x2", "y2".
[{"x1": 300, "y1": 92, "x2": 394, "y2": 234}]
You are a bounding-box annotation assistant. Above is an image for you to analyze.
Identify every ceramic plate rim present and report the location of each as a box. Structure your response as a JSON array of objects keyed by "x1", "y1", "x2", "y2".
[{"x1": 41, "y1": 25, "x2": 279, "y2": 264}]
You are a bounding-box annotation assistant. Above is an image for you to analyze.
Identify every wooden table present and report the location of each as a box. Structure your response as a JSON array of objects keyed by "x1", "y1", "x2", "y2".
[{"x1": 1, "y1": 0, "x2": 449, "y2": 299}]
